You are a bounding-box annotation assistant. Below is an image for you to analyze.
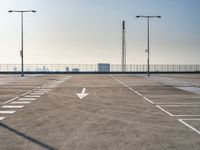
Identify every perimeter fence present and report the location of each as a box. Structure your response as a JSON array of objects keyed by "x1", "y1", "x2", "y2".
[{"x1": 0, "y1": 64, "x2": 200, "y2": 72}]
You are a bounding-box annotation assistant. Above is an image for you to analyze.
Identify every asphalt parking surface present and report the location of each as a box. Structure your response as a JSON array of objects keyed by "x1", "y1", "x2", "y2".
[{"x1": 0, "y1": 74, "x2": 200, "y2": 150}]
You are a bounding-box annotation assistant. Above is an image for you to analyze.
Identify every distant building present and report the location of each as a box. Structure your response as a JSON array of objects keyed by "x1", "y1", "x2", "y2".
[
  {"x1": 43, "y1": 66, "x2": 49, "y2": 72},
  {"x1": 66, "y1": 67, "x2": 69, "y2": 72},
  {"x1": 13, "y1": 66, "x2": 17, "y2": 71},
  {"x1": 72, "y1": 68, "x2": 79, "y2": 72},
  {"x1": 98, "y1": 63, "x2": 110, "y2": 72}
]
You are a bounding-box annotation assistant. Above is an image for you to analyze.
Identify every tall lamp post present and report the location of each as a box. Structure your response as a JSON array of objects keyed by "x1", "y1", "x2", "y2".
[
  {"x1": 8, "y1": 10, "x2": 36, "y2": 77},
  {"x1": 136, "y1": 15, "x2": 161, "y2": 76}
]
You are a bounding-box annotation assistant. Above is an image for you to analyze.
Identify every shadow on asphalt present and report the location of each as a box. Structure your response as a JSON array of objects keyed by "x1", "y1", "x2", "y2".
[{"x1": 0, "y1": 123, "x2": 58, "y2": 150}]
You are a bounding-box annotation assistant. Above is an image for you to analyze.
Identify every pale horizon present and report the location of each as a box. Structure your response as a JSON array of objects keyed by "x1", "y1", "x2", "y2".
[{"x1": 0, "y1": 0, "x2": 200, "y2": 64}]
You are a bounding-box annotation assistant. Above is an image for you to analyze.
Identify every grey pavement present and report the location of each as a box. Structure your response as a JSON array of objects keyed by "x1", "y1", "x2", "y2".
[{"x1": 0, "y1": 74, "x2": 200, "y2": 150}]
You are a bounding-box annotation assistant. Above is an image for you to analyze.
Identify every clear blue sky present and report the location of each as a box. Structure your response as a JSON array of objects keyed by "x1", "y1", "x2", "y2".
[{"x1": 0, "y1": 0, "x2": 199, "y2": 64}]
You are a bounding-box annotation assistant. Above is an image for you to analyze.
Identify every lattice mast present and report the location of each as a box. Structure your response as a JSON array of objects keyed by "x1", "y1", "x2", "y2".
[{"x1": 121, "y1": 20, "x2": 126, "y2": 72}]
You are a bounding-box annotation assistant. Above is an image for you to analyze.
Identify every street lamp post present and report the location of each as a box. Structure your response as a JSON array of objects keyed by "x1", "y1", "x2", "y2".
[
  {"x1": 136, "y1": 15, "x2": 161, "y2": 76},
  {"x1": 8, "y1": 10, "x2": 36, "y2": 77}
]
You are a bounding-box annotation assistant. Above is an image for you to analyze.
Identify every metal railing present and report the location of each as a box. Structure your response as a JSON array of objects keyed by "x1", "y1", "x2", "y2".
[{"x1": 0, "y1": 64, "x2": 200, "y2": 72}]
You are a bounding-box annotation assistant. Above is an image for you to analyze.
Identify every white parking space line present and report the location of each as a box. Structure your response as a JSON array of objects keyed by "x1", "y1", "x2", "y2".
[
  {"x1": 49, "y1": 84, "x2": 59, "y2": 86},
  {"x1": 0, "y1": 76, "x2": 72, "y2": 121},
  {"x1": 21, "y1": 87, "x2": 43, "y2": 96},
  {"x1": 0, "y1": 117, "x2": 5, "y2": 120},
  {"x1": 3, "y1": 96, "x2": 19, "y2": 104},
  {"x1": 111, "y1": 75, "x2": 200, "y2": 135},
  {"x1": 143, "y1": 96, "x2": 154, "y2": 104},
  {"x1": 42, "y1": 87, "x2": 53, "y2": 89},
  {"x1": 47, "y1": 86, "x2": 57, "y2": 88},
  {"x1": 18, "y1": 98, "x2": 36, "y2": 101},
  {"x1": 36, "y1": 91, "x2": 49, "y2": 94},
  {"x1": 20, "y1": 90, "x2": 34, "y2": 96},
  {"x1": 0, "y1": 111, "x2": 16, "y2": 114},
  {"x1": 174, "y1": 115, "x2": 200, "y2": 117},
  {"x1": 33, "y1": 91, "x2": 47, "y2": 94},
  {"x1": 40, "y1": 83, "x2": 51, "y2": 87},
  {"x1": 111, "y1": 75, "x2": 154, "y2": 104},
  {"x1": 30, "y1": 93, "x2": 46, "y2": 96},
  {"x1": 24, "y1": 95, "x2": 40, "y2": 98},
  {"x1": 37, "y1": 91, "x2": 49, "y2": 93},
  {"x1": 35, "y1": 90, "x2": 48, "y2": 92},
  {"x1": 11, "y1": 101, "x2": 31, "y2": 104},
  {"x1": 3, "y1": 82, "x2": 54, "y2": 104},
  {"x1": 31, "y1": 91, "x2": 45, "y2": 93},
  {"x1": 178, "y1": 119, "x2": 200, "y2": 135},
  {"x1": 156, "y1": 105, "x2": 174, "y2": 116},
  {"x1": 45, "y1": 86, "x2": 56, "y2": 88},
  {"x1": 180, "y1": 118, "x2": 200, "y2": 121},
  {"x1": 30, "y1": 93, "x2": 45, "y2": 95},
  {"x1": 155, "y1": 102, "x2": 200, "y2": 105},
  {"x1": 38, "y1": 89, "x2": 50, "y2": 91},
  {"x1": 156, "y1": 105, "x2": 200, "y2": 117},
  {"x1": 36, "y1": 89, "x2": 49, "y2": 91},
  {"x1": 159, "y1": 105, "x2": 200, "y2": 107},
  {"x1": 134, "y1": 91, "x2": 142, "y2": 96},
  {"x1": 2, "y1": 105, "x2": 24, "y2": 109}
]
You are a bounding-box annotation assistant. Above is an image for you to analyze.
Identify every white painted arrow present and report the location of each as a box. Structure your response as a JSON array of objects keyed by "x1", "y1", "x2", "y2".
[{"x1": 76, "y1": 88, "x2": 89, "y2": 99}]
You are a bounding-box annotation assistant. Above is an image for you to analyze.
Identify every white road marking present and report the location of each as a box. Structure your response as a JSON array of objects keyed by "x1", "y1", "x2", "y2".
[
  {"x1": 30, "y1": 93, "x2": 45, "y2": 95},
  {"x1": 180, "y1": 118, "x2": 200, "y2": 121},
  {"x1": 112, "y1": 76, "x2": 128, "y2": 87},
  {"x1": 49, "y1": 84, "x2": 59, "y2": 86},
  {"x1": 20, "y1": 90, "x2": 34, "y2": 96},
  {"x1": 155, "y1": 102, "x2": 200, "y2": 105},
  {"x1": 33, "y1": 91, "x2": 47, "y2": 94},
  {"x1": 36, "y1": 89, "x2": 48, "y2": 92},
  {"x1": 3, "y1": 96, "x2": 19, "y2": 104},
  {"x1": 40, "y1": 83, "x2": 51, "y2": 88},
  {"x1": 0, "y1": 111, "x2": 16, "y2": 114},
  {"x1": 175, "y1": 115, "x2": 200, "y2": 116},
  {"x1": 76, "y1": 88, "x2": 89, "y2": 99},
  {"x1": 0, "y1": 77, "x2": 72, "y2": 121},
  {"x1": 48, "y1": 86, "x2": 58, "y2": 88},
  {"x1": 24, "y1": 95, "x2": 40, "y2": 98},
  {"x1": 156, "y1": 105, "x2": 200, "y2": 117},
  {"x1": 159, "y1": 104, "x2": 200, "y2": 107},
  {"x1": 0, "y1": 117, "x2": 5, "y2": 120},
  {"x1": 3, "y1": 82, "x2": 53, "y2": 104},
  {"x1": 45, "y1": 86, "x2": 56, "y2": 88},
  {"x1": 37, "y1": 91, "x2": 49, "y2": 93},
  {"x1": 111, "y1": 75, "x2": 154, "y2": 104},
  {"x1": 128, "y1": 87, "x2": 133, "y2": 91},
  {"x1": 11, "y1": 101, "x2": 31, "y2": 104},
  {"x1": 158, "y1": 105, "x2": 200, "y2": 107},
  {"x1": 42, "y1": 87, "x2": 52, "y2": 89},
  {"x1": 38, "y1": 89, "x2": 50, "y2": 91},
  {"x1": 18, "y1": 98, "x2": 36, "y2": 101},
  {"x1": 39, "y1": 88, "x2": 51, "y2": 89},
  {"x1": 156, "y1": 105, "x2": 174, "y2": 116},
  {"x1": 31, "y1": 91, "x2": 45, "y2": 93},
  {"x1": 2, "y1": 105, "x2": 24, "y2": 108},
  {"x1": 111, "y1": 75, "x2": 200, "y2": 135},
  {"x1": 134, "y1": 91, "x2": 142, "y2": 96},
  {"x1": 178, "y1": 119, "x2": 200, "y2": 135},
  {"x1": 143, "y1": 96, "x2": 154, "y2": 104}
]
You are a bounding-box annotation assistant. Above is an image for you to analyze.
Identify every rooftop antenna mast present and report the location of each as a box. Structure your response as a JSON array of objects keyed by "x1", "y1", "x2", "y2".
[{"x1": 121, "y1": 20, "x2": 126, "y2": 72}]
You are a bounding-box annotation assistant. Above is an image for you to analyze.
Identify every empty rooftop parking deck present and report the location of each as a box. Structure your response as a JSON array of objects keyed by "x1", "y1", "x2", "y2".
[{"x1": 0, "y1": 74, "x2": 200, "y2": 150}]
